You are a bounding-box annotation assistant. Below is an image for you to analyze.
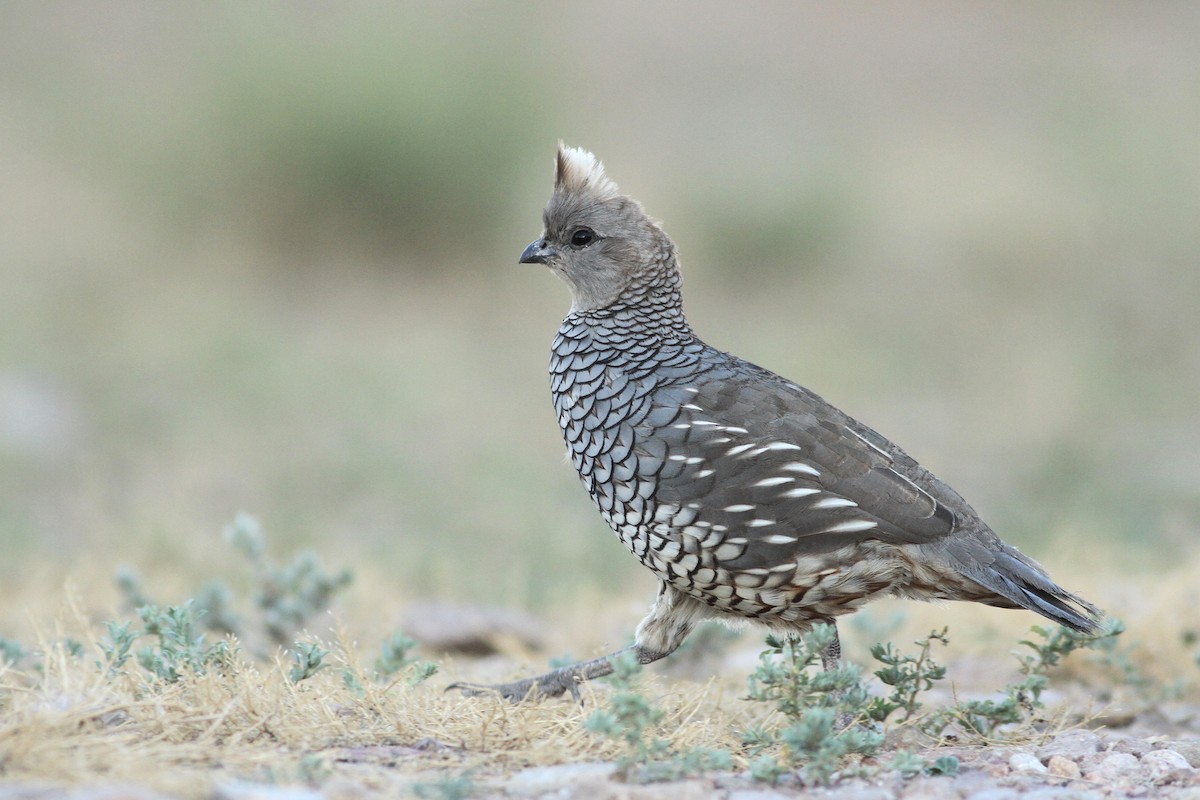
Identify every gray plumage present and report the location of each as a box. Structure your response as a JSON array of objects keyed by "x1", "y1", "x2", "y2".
[{"x1": 452, "y1": 144, "x2": 1101, "y2": 702}]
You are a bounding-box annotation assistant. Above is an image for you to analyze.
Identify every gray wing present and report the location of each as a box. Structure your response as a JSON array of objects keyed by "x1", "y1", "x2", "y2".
[
  {"x1": 626, "y1": 352, "x2": 1100, "y2": 631},
  {"x1": 635, "y1": 357, "x2": 969, "y2": 572}
]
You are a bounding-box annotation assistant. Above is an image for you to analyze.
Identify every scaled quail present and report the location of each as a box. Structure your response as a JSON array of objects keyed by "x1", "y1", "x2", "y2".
[{"x1": 455, "y1": 144, "x2": 1102, "y2": 702}]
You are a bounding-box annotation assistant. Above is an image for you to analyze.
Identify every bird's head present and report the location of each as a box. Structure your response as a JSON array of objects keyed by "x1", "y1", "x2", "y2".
[{"x1": 520, "y1": 144, "x2": 677, "y2": 313}]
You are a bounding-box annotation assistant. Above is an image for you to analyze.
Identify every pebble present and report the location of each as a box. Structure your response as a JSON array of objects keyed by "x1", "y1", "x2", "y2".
[
  {"x1": 1141, "y1": 749, "x2": 1193, "y2": 782},
  {"x1": 1008, "y1": 752, "x2": 1047, "y2": 774},
  {"x1": 506, "y1": 762, "x2": 617, "y2": 794},
  {"x1": 1036, "y1": 729, "x2": 1102, "y2": 762},
  {"x1": 1083, "y1": 752, "x2": 1141, "y2": 783},
  {"x1": 1045, "y1": 756, "x2": 1082, "y2": 780},
  {"x1": 1163, "y1": 740, "x2": 1200, "y2": 769},
  {"x1": 1112, "y1": 736, "x2": 1153, "y2": 758}
]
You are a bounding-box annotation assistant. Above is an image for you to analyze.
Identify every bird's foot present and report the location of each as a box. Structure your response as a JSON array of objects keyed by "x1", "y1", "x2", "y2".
[{"x1": 446, "y1": 668, "x2": 583, "y2": 703}]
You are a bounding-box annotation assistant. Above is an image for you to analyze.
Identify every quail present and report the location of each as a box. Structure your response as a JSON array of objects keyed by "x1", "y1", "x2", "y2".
[{"x1": 454, "y1": 144, "x2": 1102, "y2": 702}]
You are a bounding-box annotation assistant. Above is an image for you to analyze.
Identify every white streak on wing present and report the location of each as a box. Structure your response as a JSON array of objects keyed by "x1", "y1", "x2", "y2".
[
  {"x1": 694, "y1": 469, "x2": 715, "y2": 478},
  {"x1": 813, "y1": 497, "x2": 858, "y2": 509},
  {"x1": 847, "y1": 427, "x2": 891, "y2": 459},
  {"x1": 682, "y1": 403, "x2": 703, "y2": 411},
  {"x1": 765, "y1": 441, "x2": 802, "y2": 452},
  {"x1": 726, "y1": 443, "x2": 756, "y2": 457},
  {"x1": 672, "y1": 423, "x2": 691, "y2": 430},
  {"x1": 782, "y1": 462, "x2": 821, "y2": 477},
  {"x1": 722, "y1": 426, "x2": 749, "y2": 434},
  {"x1": 783, "y1": 487, "x2": 820, "y2": 498},
  {"x1": 763, "y1": 533, "x2": 798, "y2": 544},
  {"x1": 685, "y1": 457, "x2": 704, "y2": 465},
  {"x1": 752, "y1": 476, "x2": 792, "y2": 487},
  {"x1": 826, "y1": 519, "x2": 878, "y2": 534},
  {"x1": 746, "y1": 518, "x2": 776, "y2": 527},
  {"x1": 723, "y1": 504, "x2": 755, "y2": 513},
  {"x1": 692, "y1": 420, "x2": 720, "y2": 427}
]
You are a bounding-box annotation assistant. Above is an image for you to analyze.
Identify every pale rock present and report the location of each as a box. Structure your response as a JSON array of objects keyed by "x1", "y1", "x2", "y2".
[
  {"x1": 1008, "y1": 752, "x2": 1047, "y2": 774},
  {"x1": 1045, "y1": 756, "x2": 1082, "y2": 780},
  {"x1": 1036, "y1": 729, "x2": 1101, "y2": 762},
  {"x1": 1083, "y1": 752, "x2": 1140, "y2": 783},
  {"x1": 1141, "y1": 749, "x2": 1193, "y2": 782}
]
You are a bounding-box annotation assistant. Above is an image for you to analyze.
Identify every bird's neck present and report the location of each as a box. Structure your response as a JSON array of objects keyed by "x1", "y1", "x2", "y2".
[{"x1": 572, "y1": 269, "x2": 692, "y2": 341}]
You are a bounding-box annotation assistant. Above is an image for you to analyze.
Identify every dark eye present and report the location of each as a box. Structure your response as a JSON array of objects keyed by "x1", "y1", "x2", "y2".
[{"x1": 570, "y1": 227, "x2": 596, "y2": 247}]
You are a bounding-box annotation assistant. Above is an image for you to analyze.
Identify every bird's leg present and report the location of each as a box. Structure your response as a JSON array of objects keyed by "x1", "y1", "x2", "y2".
[
  {"x1": 815, "y1": 622, "x2": 862, "y2": 730},
  {"x1": 819, "y1": 622, "x2": 842, "y2": 674},
  {"x1": 446, "y1": 642, "x2": 672, "y2": 702},
  {"x1": 449, "y1": 583, "x2": 706, "y2": 702}
]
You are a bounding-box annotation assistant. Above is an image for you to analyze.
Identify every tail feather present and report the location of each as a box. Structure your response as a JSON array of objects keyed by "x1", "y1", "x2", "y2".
[
  {"x1": 941, "y1": 535, "x2": 1103, "y2": 633},
  {"x1": 973, "y1": 549, "x2": 1103, "y2": 633}
]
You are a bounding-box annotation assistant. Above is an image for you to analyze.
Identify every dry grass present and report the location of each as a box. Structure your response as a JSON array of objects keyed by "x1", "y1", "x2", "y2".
[{"x1": 1, "y1": 550, "x2": 1196, "y2": 797}]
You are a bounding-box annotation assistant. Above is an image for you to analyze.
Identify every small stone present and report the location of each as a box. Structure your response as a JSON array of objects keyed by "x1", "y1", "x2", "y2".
[
  {"x1": 1112, "y1": 736, "x2": 1153, "y2": 758},
  {"x1": 1160, "y1": 740, "x2": 1200, "y2": 769},
  {"x1": 1046, "y1": 756, "x2": 1082, "y2": 780},
  {"x1": 1037, "y1": 729, "x2": 1102, "y2": 763},
  {"x1": 1009, "y1": 752, "x2": 1048, "y2": 774},
  {"x1": 1084, "y1": 752, "x2": 1140, "y2": 783},
  {"x1": 506, "y1": 762, "x2": 617, "y2": 794},
  {"x1": 1141, "y1": 749, "x2": 1193, "y2": 782}
]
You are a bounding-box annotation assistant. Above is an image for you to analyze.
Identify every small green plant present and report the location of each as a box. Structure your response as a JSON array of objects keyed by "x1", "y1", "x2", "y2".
[
  {"x1": 742, "y1": 625, "x2": 884, "y2": 785},
  {"x1": 136, "y1": 601, "x2": 234, "y2": 683},
  {"x1": 411, "y1": 770, "x2": 476, "y2": 800},
  {"x1": 225, "y1": 513, "x2": 354, "y2": 647},
  {"x1": 375, "y1": 632, "x2": 437, "y2": 685},
  {"x1": 288, "y1": 641, "x2": 329, "y2": 683},
  {"x1": 117, "y1": 514, "x2": 353, "y2": 657},
  {"x1": 741, "y1": 621, "x2": 1110, "y2": 783},
  {"x1": 0, "y1": 637, "x2": 26, "y2": 666},
  {"x1": 97, "y1": 620, "x2": 139, "y2": 675},
  {"x1": 928, "y1": 755, "x2": 960, "y2": 776},
  {"x1": 343, "y1": 631, "x2": 438, "y2": 695},
  {"x1": 925, "y1": 619, "x2": 1125, "y2": 739},
  {"x1": 867, "y1": 628, "x2": 949, "y2": 722},
  {"x1": 298, "y1": 753, "x2": 333, "y2": 785},
  {"x1": 888, "y1": 749, "x2": 927, "y2": 777},
  {"x1": 584, "y1": 650, "x2": 731, "y2": 782}
]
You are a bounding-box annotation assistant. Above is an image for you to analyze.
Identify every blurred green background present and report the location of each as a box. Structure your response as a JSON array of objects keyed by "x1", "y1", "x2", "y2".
[{"x1": 1, "y1": 3, "x2": 1197, "y2": 611}]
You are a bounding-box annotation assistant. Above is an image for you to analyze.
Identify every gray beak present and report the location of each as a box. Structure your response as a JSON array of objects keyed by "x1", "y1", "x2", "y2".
[{"x1": 519, "y1": 238, "x2": 555, "y2": 265}]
